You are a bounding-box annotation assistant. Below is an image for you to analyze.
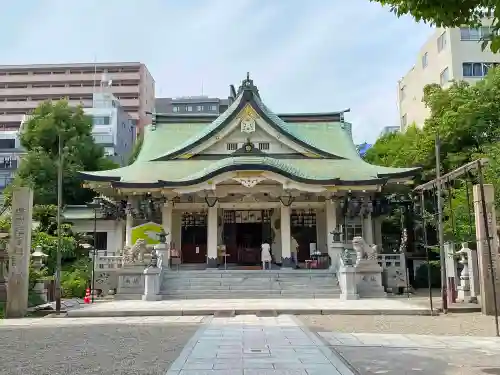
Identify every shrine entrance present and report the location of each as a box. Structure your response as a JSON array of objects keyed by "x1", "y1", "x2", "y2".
[
  {"x1": 223, "y1": 210, "x2": 272, "y2": 265},
  {"x1": 181, "y1": 212, "x2": 207, "y2": 263},
  {"x1": 291, "y1": 209, "x2": 317, "y2": 262}
]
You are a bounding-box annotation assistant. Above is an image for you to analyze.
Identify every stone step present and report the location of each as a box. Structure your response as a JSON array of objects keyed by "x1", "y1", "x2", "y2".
[
  {"x1": 163, "y1": 284, "x2": 341, "y2": 291},
  {"x1": 160, "y1": 291, "x2": 341, "y2": 299},
  {"x1": 162, "y1": 271, "x2": 334, "y2": 279}
]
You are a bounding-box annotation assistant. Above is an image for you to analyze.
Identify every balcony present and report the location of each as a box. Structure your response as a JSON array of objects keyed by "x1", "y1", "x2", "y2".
[
  {"x1": 0, "y1": 85, "x2": 141, "y2": 98},
  {"x1": 0, "y1": 72, "x2": 141, "y2": 84}
]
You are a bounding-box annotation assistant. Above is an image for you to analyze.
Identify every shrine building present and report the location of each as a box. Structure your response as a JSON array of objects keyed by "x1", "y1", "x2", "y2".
[{"x1": 80, "y1": 74, "x2": 419, "y2": 269}]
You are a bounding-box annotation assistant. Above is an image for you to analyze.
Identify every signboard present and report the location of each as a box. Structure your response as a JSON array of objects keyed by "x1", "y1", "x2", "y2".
[{"x1": 6, "y1": 187, "x2": 33, "y2": 318}]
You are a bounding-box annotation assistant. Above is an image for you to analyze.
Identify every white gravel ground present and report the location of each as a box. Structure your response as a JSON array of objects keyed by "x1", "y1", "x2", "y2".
[
  {"x1": 0, "y1": 316, "x2": 204, "y2": 375},
  {"x1": 300, "y1": 313, "x2": 500, "y2": 337}
]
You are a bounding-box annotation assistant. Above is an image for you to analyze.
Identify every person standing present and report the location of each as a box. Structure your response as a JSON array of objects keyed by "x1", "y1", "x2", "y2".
[{"x1": 261, "y1": 240, "x2": 272, "y2": 270}]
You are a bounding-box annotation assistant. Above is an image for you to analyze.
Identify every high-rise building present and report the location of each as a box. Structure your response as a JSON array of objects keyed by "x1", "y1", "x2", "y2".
[
  {"x1": 0, "y1": 62, "x2": 155, "y2": 130},
  {"x1": 398, "y1": 18, "x2": 498, "y2": 130},
  {"x1": 85, "y1": 89, "x2": 136, "y2": 166}
]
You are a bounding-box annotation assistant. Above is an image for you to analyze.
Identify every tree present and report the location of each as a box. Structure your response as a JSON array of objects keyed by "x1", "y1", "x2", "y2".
[
  {"x1": 369, "y1": 1, "x2": 500, "y2": 51},
  {"x1": 366, "y1": 66, "x2": 500, "y2": 251},
  {"x1": 6, "y1": 100, "x2": 117, "y2": 205},
  {"x1": 128, "y1": 131, "x2": 143, "y2": 165}
]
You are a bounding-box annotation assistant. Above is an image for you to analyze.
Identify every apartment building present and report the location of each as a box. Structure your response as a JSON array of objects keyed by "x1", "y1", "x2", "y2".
[
  {"x1": 0, "y1": 62, "x2": 155, "y2": 131},
  {"x1": 379, "y1": 125, "x2": 400, "y2": 137},
  {"x1": 155, "y1": 96, "x2": 231, "y2": 114},
  {"x1": 85, "y1": 90, "x2": 136, "y2": 166},
  {"x1": 398, "y1": 18, "x2": 499, "y2": 130},
  {"x1": 0, "y1": 129, "x2": 23, "y2": 191}
]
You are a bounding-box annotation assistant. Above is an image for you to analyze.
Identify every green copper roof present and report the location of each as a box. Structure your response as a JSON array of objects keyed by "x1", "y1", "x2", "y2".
[{"x1": 80, "y1": 74, "x2": 419, "y2": 187}]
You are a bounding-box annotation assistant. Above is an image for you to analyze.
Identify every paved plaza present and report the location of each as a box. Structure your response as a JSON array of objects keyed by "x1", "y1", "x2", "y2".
[
  {"x1": 2, "y1": 314, "x2": 500, "y2": 374},
  {"x1": 66, "y1": 298, "x2": 434, "y2": 318}
]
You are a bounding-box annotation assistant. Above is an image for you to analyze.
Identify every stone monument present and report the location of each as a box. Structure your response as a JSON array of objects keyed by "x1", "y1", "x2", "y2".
[
  {"x1": 473, "y1": 184, "x2": 500, "y2": 315},
  {"x1": 116, "y1": 238, "x2": 149, "y2": 299},
  {"x1": 6, "y1": 187, "x2": 33, "y2": 318}
]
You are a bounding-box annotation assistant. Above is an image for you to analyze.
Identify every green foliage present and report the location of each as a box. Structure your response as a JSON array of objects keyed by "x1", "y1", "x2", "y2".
[
  {"x1": 414, "y1": 262, "x2": 441, "y2": 288},
  {"x1": 369, "y1": 1, "x2": 500, "y2": 52},
  {"x1": 0, "y1": 302, "x2": 4, "y2": 319},
  {"x1": 61, "y1": 258, "x2": 91, "y2": 298},
  {"x1": 7, "y1": 100, "x2": 117, "y2": 206},
  {"x1": 128, "y1": 132, "x2": 143, "y2": 165},
  {"x1": 366, "y1": 67, "x2": 500, "y2": 267}
]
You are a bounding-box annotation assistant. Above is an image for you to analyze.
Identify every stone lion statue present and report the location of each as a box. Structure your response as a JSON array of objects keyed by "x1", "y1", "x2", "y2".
[
  {"x1": 122, "y1": 238, "x2": 148, "y2": 265},
  {"x1": 352, "y1": 236, "x2": 378, "y2": 263}
]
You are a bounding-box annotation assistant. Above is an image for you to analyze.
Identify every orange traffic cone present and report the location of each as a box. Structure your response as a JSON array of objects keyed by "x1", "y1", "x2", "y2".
[{"x1": 83, "y1": 288, "x2": 90, "y2": 304}]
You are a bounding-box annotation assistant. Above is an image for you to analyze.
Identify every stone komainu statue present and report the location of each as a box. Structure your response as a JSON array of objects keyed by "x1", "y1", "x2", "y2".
[
  {"x1": 122, "y1": 238, "x2": 148, "y2": 265},
  {"x1": 352, "y1": 236, "x2": 378, "y2": 262}
]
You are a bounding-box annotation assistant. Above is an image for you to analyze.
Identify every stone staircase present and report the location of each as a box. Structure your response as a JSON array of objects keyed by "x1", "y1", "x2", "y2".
[{"x1": 160, "y1": 269, "x2": 341, "y2": 299}]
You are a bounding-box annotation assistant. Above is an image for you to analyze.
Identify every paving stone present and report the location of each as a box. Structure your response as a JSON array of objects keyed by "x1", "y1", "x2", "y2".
[{"x1": 165, "y1": 315, "x2": 351, "y2": 374}]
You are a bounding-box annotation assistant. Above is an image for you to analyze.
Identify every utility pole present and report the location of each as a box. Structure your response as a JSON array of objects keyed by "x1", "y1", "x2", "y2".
[
  {"x1": 55, "y1": 134, "x2": 63, "y2": 313},
  {"x1": 435, "y1": 133, "x2": 448, "y2": 313}
]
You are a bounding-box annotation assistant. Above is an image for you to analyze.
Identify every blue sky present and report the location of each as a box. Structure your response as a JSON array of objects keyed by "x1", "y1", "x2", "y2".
[{"x1": 0, "y1": 0, "x2": 433, "y2": 143}]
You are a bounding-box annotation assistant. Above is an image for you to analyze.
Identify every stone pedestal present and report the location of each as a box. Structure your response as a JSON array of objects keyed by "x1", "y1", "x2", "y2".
[
  {"x1": 116, "y1": 265, "x2": 145, "y2": 299},
  {"x1": 468, "y1": 248, "x2": 480, "y2": 303},
  {"x1": 355, "y1": 259, "x2": 387, "y2": 298},
  {"x1": 154, "y1": 243, "x2": 168, "y2": 269},
  {"x1": 142, "y1": 267, "x2": 161, "y2": 301},
  {"x1": 328, "y1": 242, "x2": 343, "y2": 274},
  {"x1": 207, "y1": 206, "x2": 218, "y2": 268},
  {"x1": 444, "y1": 242, "x2": 458, "y2": 304},
  {"x1": 473, "y1": 184, "x2": 500, "y2": 315},
  {"x1": 338, "y1": 265, "x2": 359, "y2": 300}
]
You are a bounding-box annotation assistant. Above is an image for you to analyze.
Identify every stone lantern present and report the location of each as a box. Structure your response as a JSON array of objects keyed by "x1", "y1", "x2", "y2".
[
  {"x1": 328, "y1": 227, "x2": 344, "y2": 272},
  {"x1": 31, "y1": 246, "x2": 48, "y2": 303},
  {"x1": 456, "y1": 242, "x2": 471, "y2": 302}
]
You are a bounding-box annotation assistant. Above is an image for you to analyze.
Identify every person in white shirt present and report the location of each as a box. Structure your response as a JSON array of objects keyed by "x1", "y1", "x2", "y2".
[{"x1": 261, "y1": 241, "x2": 272, "y2": 270}]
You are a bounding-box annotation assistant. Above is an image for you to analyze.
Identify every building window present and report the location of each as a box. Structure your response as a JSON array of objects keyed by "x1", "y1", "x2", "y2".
[
  {"x1": 226, "y1": 142, "x2": 238, "y2": 151},
  {"x1": 345, "y1": 223, "x2": 363, "y2": 243},
  {"x1": 172, "y1": 106, "x2": 179, "y2": 113},
  {"x1": 258, "y1": 142, "x2": 270, "y2": 151},
  {"x1": 460, "y1": 26, "x2": 494, "y2": 41},
  {"x1": 186, "y1": 106, "x2": 193, "y2": 112},
  {"x1": 421, "y1": 52, "x2": 428, "y2": 68},
  {"x1": 86, "y1": 232, "x2": 108, "y2": 250},
  {"x1": 210, "y1": 105, "x2": 217, "y2": 111},
  {"x1": 399, "y1": 85, "x2": 406, "y2": 101},
  {"x1": 0, "y1": 139, "x2": 16, "y2": 149},
  {"x1": 401, "y1": 114, "x2": 407, "y2": 128},
  {"x1": 196, "y1": 105, "x2": 203, "y2": 111},
  {"x1": 93, "y1": 116, "x2": 111, "y2": 125},
  {"x1": 437, "y1": 32, "x2": 447, "y2": 52},
  {"x1": 440, "y1": 67, "x2": 449, "y2": 85},
  {"x1": 462, "y1": 62, "x2": 500, "y2": 77}
]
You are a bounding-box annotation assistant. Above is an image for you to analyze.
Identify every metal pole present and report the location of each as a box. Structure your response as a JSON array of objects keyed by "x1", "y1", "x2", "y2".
[
  {"x1": 91, "y1": 208, "x2": 97, "y2": 303},
  {"x1": 477, "y1": 162, "x2": 500, "y2": 337},
  {"x1": 55, "y1": 134, "x2": 63, "y2": 313},
  {"x1": 421, "y1": 192, "x2": 434, "y2": 315},
  {"x1": 435, "y1": 133, "x2": 448, "y2": 313}
]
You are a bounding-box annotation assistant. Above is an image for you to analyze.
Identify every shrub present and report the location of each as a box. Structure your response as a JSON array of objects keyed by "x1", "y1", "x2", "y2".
[{"x1": 414, "y1": 261, "x2": 441, "y2": 288}]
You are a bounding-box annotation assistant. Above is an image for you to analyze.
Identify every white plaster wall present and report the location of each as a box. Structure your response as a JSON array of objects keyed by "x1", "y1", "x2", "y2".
[
  {"x1": 203, "y1": 127, "x2": 296, "y2": 154},
  {"x1": 71, "y1": 219, "x2": 124, "y2": 269}
]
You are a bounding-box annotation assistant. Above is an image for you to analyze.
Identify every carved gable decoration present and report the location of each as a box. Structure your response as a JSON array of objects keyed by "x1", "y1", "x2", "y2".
[
  {"x1": 238, "y1": 104, "x2": 259, "y2": 134},
  {"x1": 233, "y1": 177, "x2": 265, "y2": 188}
]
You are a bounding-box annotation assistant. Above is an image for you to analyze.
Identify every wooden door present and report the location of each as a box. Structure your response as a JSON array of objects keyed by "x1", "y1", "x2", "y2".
[
  {"x1": 291, "y1": 209, "x2": 317, "y2": 262},
  {"x1": 181, "y1": 213, "x2": 207, "y2": 263}
]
